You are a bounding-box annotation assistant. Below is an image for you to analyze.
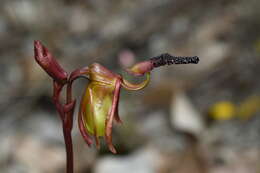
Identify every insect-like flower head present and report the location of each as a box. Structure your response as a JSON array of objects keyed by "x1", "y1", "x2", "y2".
[{"x1": 78, "y1": 63, "x2": 151, "y2": 153}]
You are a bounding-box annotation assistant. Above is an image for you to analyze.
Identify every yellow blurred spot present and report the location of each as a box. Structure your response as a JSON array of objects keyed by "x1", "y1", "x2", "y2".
[{"x1": 209, "y1": 101, "x2": 236, "y2": 120}]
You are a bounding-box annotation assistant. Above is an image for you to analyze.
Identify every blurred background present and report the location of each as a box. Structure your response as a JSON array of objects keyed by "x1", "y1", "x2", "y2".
[{"x1": 1, "y1": 0, "x2": 260, "y2": 172}]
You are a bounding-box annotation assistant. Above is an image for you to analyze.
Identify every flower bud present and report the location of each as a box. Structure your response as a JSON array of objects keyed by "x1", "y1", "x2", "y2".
[{"x1": 34, "y1": 40, "x2": 68, "y2": 84}]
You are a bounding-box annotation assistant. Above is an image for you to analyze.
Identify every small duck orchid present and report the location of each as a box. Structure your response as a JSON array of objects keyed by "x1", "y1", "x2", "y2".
[{"x1": 34, "y1": 40, "x2": 199, "y2": 173}]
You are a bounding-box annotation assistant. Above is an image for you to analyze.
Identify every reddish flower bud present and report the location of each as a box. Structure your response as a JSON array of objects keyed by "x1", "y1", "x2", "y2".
[{"x1": 34, "y1": 40, "x2": 68, "y2": 84}]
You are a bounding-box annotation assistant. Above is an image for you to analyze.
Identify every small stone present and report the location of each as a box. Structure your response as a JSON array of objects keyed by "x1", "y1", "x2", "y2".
[
  {"x1": 171, "y1": 91, "x2": 205, "y2": 136},
  {"x1": 94, "y1": 147, "x2": 160, "y2": 173}
]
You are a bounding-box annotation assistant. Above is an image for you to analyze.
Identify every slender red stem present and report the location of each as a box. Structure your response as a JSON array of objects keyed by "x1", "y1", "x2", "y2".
[
  {"x1": 53, "y1": 80, "x2": 75, "y2": 173},
  {"x1": 63, "y1": 126, "x2": 74, "y2": 173},
  {"x1": 61, "y1": 69, "x2": 89, "y2": 173},
  {"x1": 64, "y1": 81, "x2": 74, "y2": 173}
]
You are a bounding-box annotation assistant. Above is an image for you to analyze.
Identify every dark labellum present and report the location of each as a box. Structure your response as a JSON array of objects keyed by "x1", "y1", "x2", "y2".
[{"x1": 150, "y1": 53, "x2": 199, "y2": 68}]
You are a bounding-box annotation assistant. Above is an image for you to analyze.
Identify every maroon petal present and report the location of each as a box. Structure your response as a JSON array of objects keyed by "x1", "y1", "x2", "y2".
[
  {"x1": 105, "y1": 79, "x2": 121, "y2": 154},
  {"x1": 79, "y1": 115, "x2": 93, "y2": 146},
  {"x1": 78, "y1": 95, "x2": 93, "y2": 146},
  {"x1": 113, "y1": 86, "x2": 122, "y2": 124}
]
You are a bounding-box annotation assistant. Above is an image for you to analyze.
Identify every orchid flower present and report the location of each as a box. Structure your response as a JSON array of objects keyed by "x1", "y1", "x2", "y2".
[
  {"x1": 77, "y1": 63, "x2": 150, "y2": 153},
  {"x1": 34, "y1": 40, "x2": 199, "y2": 173}
]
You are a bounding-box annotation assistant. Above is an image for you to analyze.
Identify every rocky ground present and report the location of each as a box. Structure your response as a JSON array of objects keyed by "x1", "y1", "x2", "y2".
[{"x1": 1, "y1": 0, "x2": 260, "y2": 172}]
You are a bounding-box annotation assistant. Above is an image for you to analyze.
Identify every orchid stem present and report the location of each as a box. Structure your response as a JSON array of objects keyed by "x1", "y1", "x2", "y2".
[
  {"x1": 53, "y1": 80, "x2": 75, "y2": 173},
  {"x1": 63, "y1": 126, "x2": 74, "y2": 173},
  {"x1": 64, "y1": 81, "x2": 74, "y2": 173}
]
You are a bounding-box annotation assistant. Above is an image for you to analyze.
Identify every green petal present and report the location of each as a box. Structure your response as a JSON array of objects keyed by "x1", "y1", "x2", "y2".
[{"x1": 83, "y1": 82, "x2": 113, "y2": 137}]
